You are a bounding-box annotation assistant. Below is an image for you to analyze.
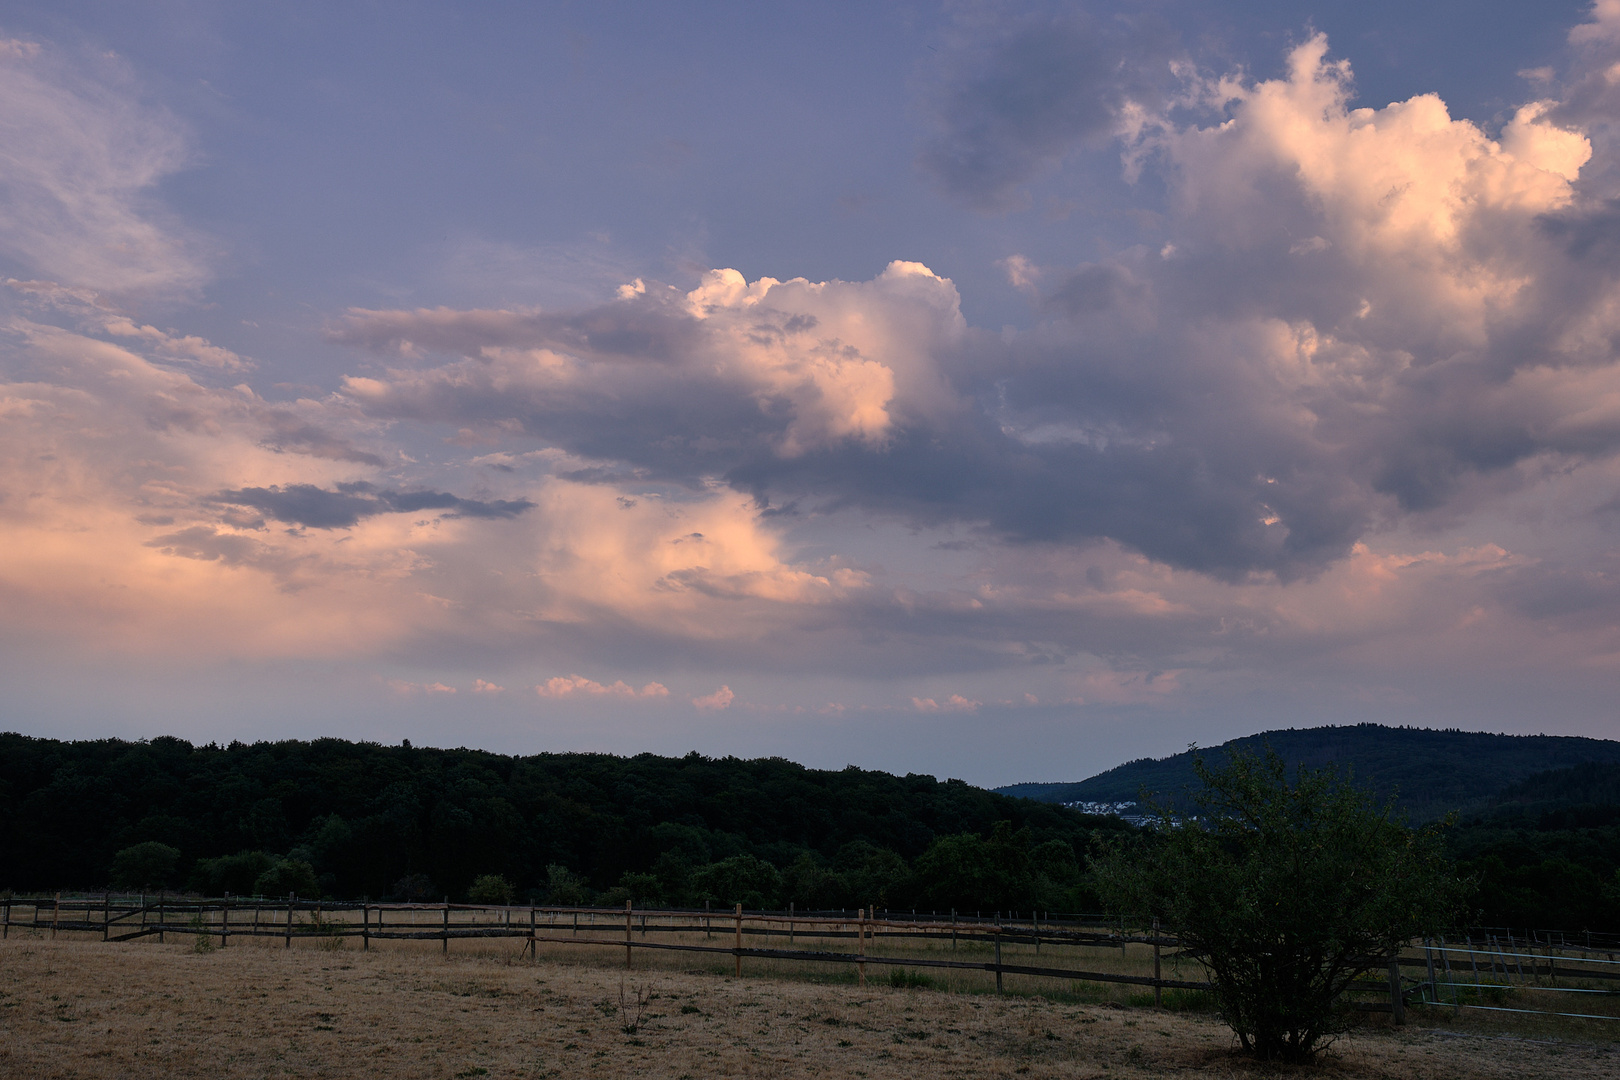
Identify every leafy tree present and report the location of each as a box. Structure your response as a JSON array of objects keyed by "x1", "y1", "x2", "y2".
[
  {"x1": 832, "y1": 841, "x2": 910, "y2": 910},
  {"x1": 1093, "y1": 749, "x2": 1464, "y2": 1063},
  {"x1": 543, "y1": 864, "x2": 588, "y2": 906},
  {"x1": 467, "y1": 873, "x2": 516, "y2": 905},
  {"x1": 689, "y1": 854, "x2": 782, "y2": 909},
  {"x1": 611, "y1": 871, "x2": 663, "y2": 906},
  {"x1": 782, "y1": 851, "x2": 843, "y2": 909},
  {"x1": 110, "y1": 842, "x2": 181, "y2": 890},
  {"x1": 907, "y1": 821, "x2": 1037, "y2": 912},
  {"x1": 254, "y1": 858, "x2": 320, "y2": 899},
  {"x1": 189, "y1": 850, "x2": 276, "y2": 896}
]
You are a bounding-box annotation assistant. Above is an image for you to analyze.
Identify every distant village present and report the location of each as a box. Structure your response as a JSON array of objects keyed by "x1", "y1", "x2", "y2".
[{"x1": 1063, "y1": 800, "x2": 1149, "y2": 825}]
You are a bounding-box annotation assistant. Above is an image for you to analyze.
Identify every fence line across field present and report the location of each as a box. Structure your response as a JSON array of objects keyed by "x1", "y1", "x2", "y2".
[
  {"x1": 1405, "y1": 934, "x2": 1620, "y2": 1022},
  {"x1": 1, "y1": 894, "x2": 1215, "y2": 999},
  {"x1": 12, "y1": 894, "x2": 1619, "y2": 1023}
]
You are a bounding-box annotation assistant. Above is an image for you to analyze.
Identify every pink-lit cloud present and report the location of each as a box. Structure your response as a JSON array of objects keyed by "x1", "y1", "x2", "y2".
[
  {"x1": 6, "y1": 14, "x2": 1620, "y2": 764},
  {"x1": 692, "y1": 686, "x2": 735, "y2": 710},
  {"x1": 536, "y1": 676, "x2": 670, "y2": 699}
]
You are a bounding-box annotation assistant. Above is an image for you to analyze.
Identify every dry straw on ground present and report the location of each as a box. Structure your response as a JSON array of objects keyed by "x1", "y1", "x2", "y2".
[{"x1": 0, "y1": 935, "x2": 1615, "y2": 1079}]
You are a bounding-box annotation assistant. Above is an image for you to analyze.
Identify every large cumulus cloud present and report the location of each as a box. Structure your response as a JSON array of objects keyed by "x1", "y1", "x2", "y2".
[
  {"x1": 323, "y1": 14, "x2": 1620, "y2": 588},
  {"x1": 11, "y1": 12, "x2": 1620, "y2": 729}
]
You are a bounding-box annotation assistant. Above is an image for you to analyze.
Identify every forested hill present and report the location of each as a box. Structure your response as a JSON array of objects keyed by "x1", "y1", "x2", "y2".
[
  {"x1": 0, "y1": 733, "x2": 1127, "y2": 909},
  {"x1": 995, "y1": 724, "x2": 1620, "y2": 820}
]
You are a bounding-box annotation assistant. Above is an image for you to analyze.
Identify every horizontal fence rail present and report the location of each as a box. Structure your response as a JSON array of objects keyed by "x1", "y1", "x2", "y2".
[
  {"x1": 2, "y1": 894, "x2": 1218, "y2": 1001},
  {"x1": 27, "y1": 895, "x2": 1615, "y2": 1022},
  {"x1": 1398, "y1": 933, "x2": 1620, "y2": 1023}
]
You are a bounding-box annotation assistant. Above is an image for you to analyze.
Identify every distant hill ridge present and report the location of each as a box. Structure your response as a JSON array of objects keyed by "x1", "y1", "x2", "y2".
[{"x1": 994, "y1": 724, "x2": 1620, "y2": 820}]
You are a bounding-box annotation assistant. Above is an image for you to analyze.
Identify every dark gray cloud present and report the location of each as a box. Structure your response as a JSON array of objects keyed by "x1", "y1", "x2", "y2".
[
  {"x1": 144, "y1": 525, "x2": 267, "y2": 565},
  {"x1": 211, "y1": 482, "x2": 535, "y2": 529},
  {"x1": 917, "y1": 6, "x2": 1175, "y2": 211}
]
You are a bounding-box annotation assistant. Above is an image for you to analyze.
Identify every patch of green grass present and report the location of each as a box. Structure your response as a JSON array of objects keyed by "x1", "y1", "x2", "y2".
[{"x1": 886, "y1": 968, "x2": 937, "y2": 990}]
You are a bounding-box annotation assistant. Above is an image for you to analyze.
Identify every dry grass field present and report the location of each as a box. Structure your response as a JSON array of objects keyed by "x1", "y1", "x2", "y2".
[{"x1": 1, "y1": 933, "x2": 1617, "y2": 1080}]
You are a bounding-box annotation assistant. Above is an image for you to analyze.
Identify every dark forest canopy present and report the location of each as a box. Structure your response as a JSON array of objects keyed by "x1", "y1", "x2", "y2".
[
  {"x1": 0, "y1": 733, "x2": 1128, "y2": 910},
  {"x1": 997, "y1": 724, "x2": 1620, "y2": 822}
]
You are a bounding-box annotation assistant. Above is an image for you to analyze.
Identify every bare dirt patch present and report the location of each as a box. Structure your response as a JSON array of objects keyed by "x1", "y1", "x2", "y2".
[{"x1": 0, "y1": 937, "x2": 1614, "y2": 1079}]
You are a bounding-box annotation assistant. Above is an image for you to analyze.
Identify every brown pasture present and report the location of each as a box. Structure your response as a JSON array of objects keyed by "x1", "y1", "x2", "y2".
[{"x1": 1, "y1": 932, "x2": 1616, "y2": 1079}]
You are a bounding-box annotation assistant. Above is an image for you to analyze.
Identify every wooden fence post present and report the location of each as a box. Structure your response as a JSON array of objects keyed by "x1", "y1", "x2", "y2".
[
  {"x1": 1034, "y1": 910, "x2": 1040, "y2": 955},
  {"x1": 285, "y1": 893, "x2": 294, "y2": 948},
  {"x1": 950, "y1": 908, "x2": 956, "y2": 952},
  {"x1": 529, "y1": 906, "x2": 536, "y2": 959},
  {"x1": 788, "y1": 902, "x2": 794, "y2": 946},
  {"x1": 625, "y1": 900, "x2": 633, "y2": 970},
  {"x1": 1387, "y1": 957, "x2": 1405, "y2": 1025},
  {"x1": 158, "y1": 892, "x2": 164, "y2": 944},
  {"x1": 734, "y1": 903, "x2": 743, "y2": 978},
  {"x1": 442, "y1": 898, "x2": 449, "y2": 954},
  {"x1": 858, "y1": 908, "x2": 867, "y2": 988},
  {"x1": 362, "y1": 904, "x2": 369, "y2": 950},
  {"x1": 3, "y1": 897, "x2": 9, "y2": 939},
  {"x1": 1423, "y1": 937, "x2": 1437, "y2": 1001},
  {"x1": 51, "y1": 893, "x2": 60, "y2": 940},
  {"x1": 705, "y1": 900, "x2": 711, "y2": 939},
  {"x1": 221, "y1": 899, "x2": 229, "y2": 948},
  {"x1": 1152, "y1": 917, "x2": 1161, "y2": 1007},
  {"x1": 103, "y1": 892, "x2": 110, "y2": 942},
  {"x1": 994, "y1": 922, "x2": 1003, "y2": 994}
]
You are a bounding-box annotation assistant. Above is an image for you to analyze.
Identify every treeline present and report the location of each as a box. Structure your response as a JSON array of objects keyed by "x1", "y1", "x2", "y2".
[
  {"x1": 0, "y1": 734, "x2": 1129, "y2": 911},
  {"x1": 1449, "y1": 762, "x2": 1620, "y2": 931},
  {"x1": 1004, "y1": 724, "x2": 1620, "y2": 822}
]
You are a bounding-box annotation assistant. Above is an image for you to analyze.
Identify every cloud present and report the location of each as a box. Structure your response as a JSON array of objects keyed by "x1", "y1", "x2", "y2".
[
  {"x1": 536, "y1": 675, "x2": 669, "y2": 699},
  {"x1": 0, "y1": 38, "x2": 207, "y2": 296},
  {"x1": 692, "y1": 685, "x2": 734, "y2": 710},
  {"x1": 14, "y1": 12, "x2": 1620, "y2": 736},
  {"x1": 388, "y1": 680, "x2": 457, "y2": 695},
  {"x1": 916, "y1": 6, "x2": 1174, "y2": 211},
  {"x1": 210, "y1": 482, "x2": 535, "y2": 530},
  {"x1": 911, "y1": 694, "x2": 981, "y2": 712},
  {"x1": 330, "y1": 259, "x2": 966, "y2": 465}
]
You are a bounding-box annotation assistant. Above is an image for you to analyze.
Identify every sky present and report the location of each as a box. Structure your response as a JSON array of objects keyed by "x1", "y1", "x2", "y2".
[{"x1": 2, "y1": 0, "x2": 1619, "y2": 786}]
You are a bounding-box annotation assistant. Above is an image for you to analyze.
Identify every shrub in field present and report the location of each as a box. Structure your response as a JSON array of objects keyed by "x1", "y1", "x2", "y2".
[
  {"x1": 188, "y1": 850, "x2": 276, "y2": 896},
  {"x1": 689, "y1": 854, "x2": 782, "y2": 909},
  {"x1": 110, "y1": 842, "x2": 181, "y2": 890},
  {"x1": 544, "y1": 865, "x2": 588, "y2": 906},
  {"x1": 1093, "y1": 748, "x2": 1464, "y2": 1063},
  {"x1": 189, "y1": 912, "x2": 215, "y2": 953},
  {"x1": 467, "y1": 874, "x2": 516, "y2": 905},
  {"x1": 610, "y1": 871, "x2": 663, "y2": 907},
  {"x1": 253, "y1": 858, "x2": 319, "y2": 899}
]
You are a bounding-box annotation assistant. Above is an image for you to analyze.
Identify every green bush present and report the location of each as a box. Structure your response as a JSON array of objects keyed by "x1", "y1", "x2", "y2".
[
  {"x1": 1094, "y1": 748, "x2": 1464, "y2": 1063},
  {"x1": 689, "y1": 854, "x2": 783, "y2": 909},
  {"x1": 466, "y1": 874, "x2": 515, "y2": 905},
  {"x1": 544, "y1": 864, "x2": 588, "y2": 906},
  {"x1": 188, "y1": 850, "x2": 276, "y2": 896},
  {"x1": 253, "y1": 858, "x2": 320, "y2": 899},
  {"x1": 110, "y1": 842, "x2": 181, "y2": 890}
]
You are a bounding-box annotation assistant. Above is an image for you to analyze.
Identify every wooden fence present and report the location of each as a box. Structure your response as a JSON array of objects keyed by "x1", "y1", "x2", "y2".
[
  {"x1": 2, "y1": 894, "x2": 1211, "y2": 996},
  {"x1": 2, "y1": 894, "x2": 1455, "y2": 1019}
]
